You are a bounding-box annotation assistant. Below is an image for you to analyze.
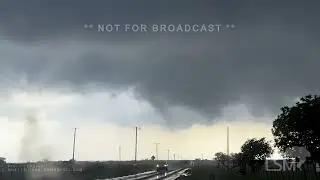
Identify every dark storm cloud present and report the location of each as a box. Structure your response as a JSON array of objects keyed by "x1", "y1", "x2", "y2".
[{"x1": 0, "y1": 0, "x2": 320, "y2": 125}]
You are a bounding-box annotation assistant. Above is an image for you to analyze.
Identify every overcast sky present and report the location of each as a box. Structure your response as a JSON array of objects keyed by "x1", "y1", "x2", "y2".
[{"x1": 0, "y1": 0, "x2": 319, "y2": 162}]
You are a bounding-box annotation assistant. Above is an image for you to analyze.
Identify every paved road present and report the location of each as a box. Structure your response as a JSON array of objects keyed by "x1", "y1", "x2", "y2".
[{"x1": 145, "y1": 168, "x2": 184, "y2": 180}]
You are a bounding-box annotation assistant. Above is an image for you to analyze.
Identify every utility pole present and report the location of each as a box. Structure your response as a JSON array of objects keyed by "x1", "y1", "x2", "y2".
[
  {"x1": 173, "y1": 153, "x2": 176, "y2": 160},
  {"x1": 167, "y1": 149, "x2": 170, "y2": 161},
  {"x1": 227, "y1": 125, "x2": 230, "y2": 170},
  {"x1": 72, "y1": 128, "x2": 77, "y2": 161},
  {"x1": 119, "y1": 145, "x2": 121, "y2": 161},
  {"x1": 134, "y1": 126, "x2": 140, "y2": 162},
  {"x1": 155, "y1": 143, "x2": 160, "y2": 160},
  {"x1": 202, "y1": 153, "x2": 204, "y2": 160}
]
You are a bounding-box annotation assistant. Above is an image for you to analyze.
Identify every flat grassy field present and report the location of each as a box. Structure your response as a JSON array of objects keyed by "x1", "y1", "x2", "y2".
[{"x1": 0, "y1": 161, "x2": 157, "y2": 180}]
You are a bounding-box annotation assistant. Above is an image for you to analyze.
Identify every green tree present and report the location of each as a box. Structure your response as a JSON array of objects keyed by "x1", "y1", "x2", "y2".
[
  {"x1": 230, "y1": 152, "x2": 243, "y2": 167},
  {"x1": 215, "y1": 152, "x2": 228, "y2": 161},
  {"x1": 214, "y1": 152, "x2": 229, "y2": 168},
  {"x1": 230, "y1": 152, "x2": 247, "y2": 175},
  {"x1": 241, "y1": 137, "x2": 273, "y2": 173},
  {"x1": 272, "y1": 95, "x2": 320, "y2": 163}
]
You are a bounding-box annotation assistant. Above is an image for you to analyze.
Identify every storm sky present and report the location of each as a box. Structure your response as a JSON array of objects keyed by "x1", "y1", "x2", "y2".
[{"x1": 0, "y1": 0, "x2": 319, "y2": 161}]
